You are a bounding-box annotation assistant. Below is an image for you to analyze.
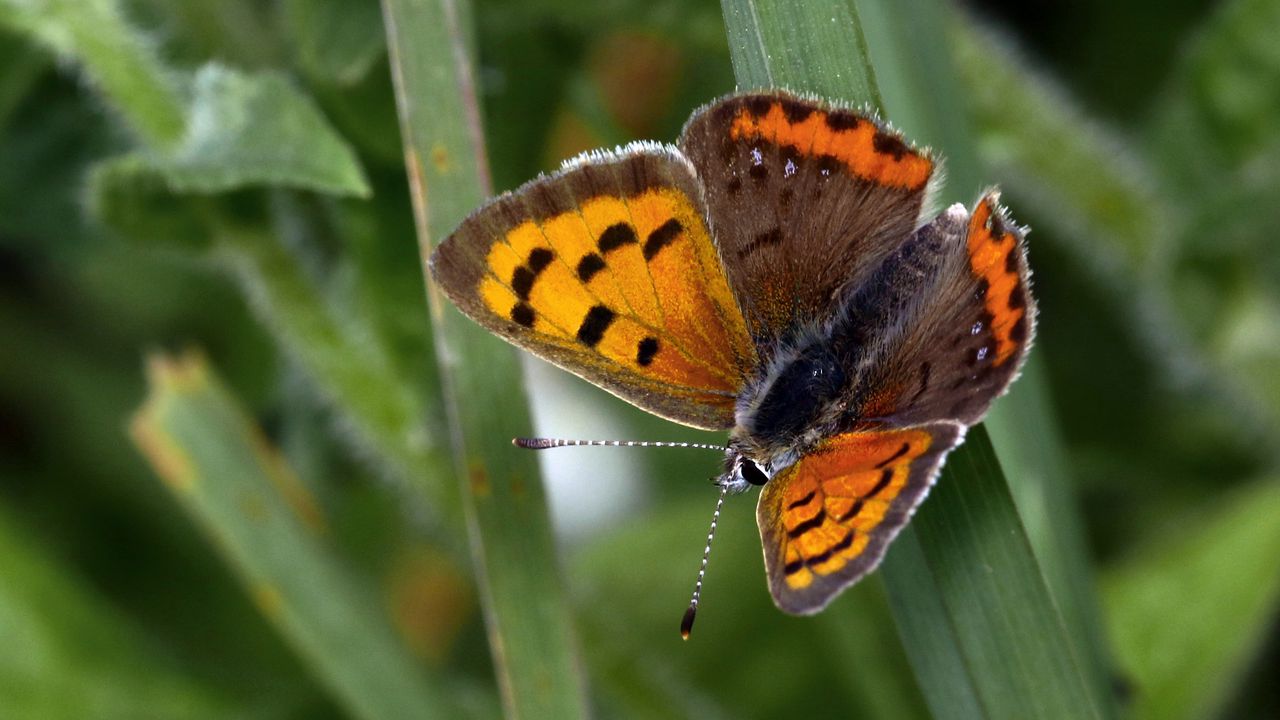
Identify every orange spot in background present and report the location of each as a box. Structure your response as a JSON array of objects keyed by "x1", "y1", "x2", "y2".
[
  {"x1": 252, "y1": 583, "x2": 284, "y2": 620},
  {"x1": 967, "y1": 199, "x2": 1026, "y2": 366},
  {"x1": 430, "y1": 144, "x2": 451, "y2": 174},
  {"x1": 469, "y1": 465, "x2": 491, "y2": 497},
  {"x1": 729, "y1": 103, "x2": 931, "y2": 191},
  {"x1": 386, "y1": 547, "x2": 473, "y2": 666}
]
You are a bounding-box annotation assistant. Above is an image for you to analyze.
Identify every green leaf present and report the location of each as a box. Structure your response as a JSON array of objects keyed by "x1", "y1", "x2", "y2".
[
  {"x1": 89, "y1": 63, "x2": 371, "y2": 243},
  {"x1": 154, "y1": 64, "x2": 369, "y2": 197},
  {"x1": 718, "y1": 1, "x2": 1117, "y2": 717},
  {"x1": 381, "y1": 0, "x2": 591, "y2": 717},
  {"x1": 130, "y1": 351, "x2": 477, "y2": 720},
  {"x1": 1103, "y1": 478, "x2": 1280, "y2": 720},
  {"x1": 0, "y1": 0, "x2": 185, "y2": 146}
]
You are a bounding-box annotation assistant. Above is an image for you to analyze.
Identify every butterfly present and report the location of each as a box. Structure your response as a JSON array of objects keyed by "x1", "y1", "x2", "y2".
[{"x1": 429, "y1": 90, "x2": 1035, "y2": 629}]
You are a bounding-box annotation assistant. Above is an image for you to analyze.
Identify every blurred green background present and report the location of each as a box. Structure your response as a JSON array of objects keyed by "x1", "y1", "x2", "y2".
[{"x1": 2, "y1": 0, "x2": 1279, "y2": 718}]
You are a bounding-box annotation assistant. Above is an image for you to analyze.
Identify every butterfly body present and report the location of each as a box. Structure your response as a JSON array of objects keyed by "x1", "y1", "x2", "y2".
[{"x1": 430, "y1": 90, "x2": 1035, "y2": 615}]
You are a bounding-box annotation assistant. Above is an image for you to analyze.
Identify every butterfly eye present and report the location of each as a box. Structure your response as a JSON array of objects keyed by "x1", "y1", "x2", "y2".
[{"x1": 740, "y1": 459, "x2": 770, "y2": 486}]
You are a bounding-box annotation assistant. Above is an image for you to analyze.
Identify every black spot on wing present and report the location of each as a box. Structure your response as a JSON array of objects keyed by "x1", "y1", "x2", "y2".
[
  {"x1": 511, "y1": 302, "x2": 535, "y2": 328},
  {"x1": 1008, "y1": 284, "x2": 1026, "y2": 310},
  {"x1": 781, "y1": 98, "x2": 815, "y2": 123},
  {"x1": 973, "y1": 278, "x2": 989, "y2": 300},
  {"x1": 598, "y1": 223, "x2": 638, "y2": 253},
  {"x1": 527, "y1": 247, "x2": 554, "y2": 272},
  {"x1": 576, "y1": 253, "x2": 605, "y2": 282},
  {"x1": 643, "y1": 219, "x2": 682, "y2": 261},
  {"x1": 872, "y1": 130, "x2": 909, "y2": 160},
  {"x1": 874, "y1": 442, "x2": 911, "y2": 469},
  {"x1": 576, "y1": 305, "x2": 615, "y2": 347},
  {"x1": 834, "y1": 499, "x2": 864, "y2": 523},
  {"x1": 511, "y1": 248, "x2": 555, "y2": 300},
  {"x1": 1010, "y1": 315, "x2": 1029, "y2": 343},
  {"x1": 825, "y1": 111, "x2": 861, "y2": 131},
  {"x1": 636, "y1": 337, "x2": 659, "y2": 366},
  {"x1": 746, "y1": 96, "x2": 772, "y2": 116},
  {"x1": 1005, "y1": 246, "x2": 1021, "y2": 274},
  {"x1": 866, "y1": 468, "x2": 894, "y2": 500},
  {"x1": 737, "y1": 227, "x2": 784, "y2": 259},
  {"x1": 511, "y1": 267, "x2": 536, "y2": 300},
  {"x1": 806, "y1": 530, "x2": 855, "y2": 567},
  {"x1": 786, "y1": 509, "x2": 827, "y2": 539},
  {"x1": 787, "y1": 490, "x2": 816, "y2": 510}
]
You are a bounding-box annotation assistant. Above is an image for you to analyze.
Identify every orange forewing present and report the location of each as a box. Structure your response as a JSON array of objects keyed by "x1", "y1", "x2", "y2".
[
  {"x1": 431, "y1": 148, "x2": 757, "y2": 429},
  {"x1": 757, "y1": 422, "x2": 962, "y2": 614}
]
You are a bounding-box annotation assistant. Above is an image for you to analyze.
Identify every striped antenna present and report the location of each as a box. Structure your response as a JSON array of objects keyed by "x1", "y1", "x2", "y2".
[
  {"x1": 513, "y1": 437, "x2": 725, "y2": 452},
  {"x1": 681, "y1": 484, "x2": 728, "y2": 640}
]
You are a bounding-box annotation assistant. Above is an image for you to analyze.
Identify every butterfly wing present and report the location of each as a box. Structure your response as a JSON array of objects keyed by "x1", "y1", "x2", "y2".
[
  {"x1": 430, "y1": 144, "x2": 757, "y2": 430},
  {"x1": 757, "y1": 422, "x2": 963, "y2": 614},
  {"x1": 679, "y1": 91, "x2": 937, "y2": 354},
  {"x1": 850, "y1": 192, "x2": 1036, "y2": 427}
]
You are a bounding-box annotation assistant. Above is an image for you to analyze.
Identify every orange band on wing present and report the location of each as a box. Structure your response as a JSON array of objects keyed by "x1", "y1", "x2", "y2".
[
  {"x1": 966, "y1": 197, "x2": 1028, "y2": 366},
  {"x1": 728, "y1": 102, "x2": 932, "y2": 191}
]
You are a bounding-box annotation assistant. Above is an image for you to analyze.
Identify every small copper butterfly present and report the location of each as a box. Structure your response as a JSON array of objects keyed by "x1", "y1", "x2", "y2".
[{"x1": 429, "y1": 90, "x2": 1035, "y2": 635}]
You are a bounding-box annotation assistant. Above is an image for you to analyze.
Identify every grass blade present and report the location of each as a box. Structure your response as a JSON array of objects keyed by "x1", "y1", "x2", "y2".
[
  {"x1": 718, "y1": 1, "x2": 1115, "y2": 717},
  {"x1": 381, "y1": 0, "x2": 591, "y2": 717},
  {"x1": 130, "y1": 351, "x2": 472, "y2": 720},
  {"x1": 722, "y1": 0, "x2": 880, "y2": 102}
]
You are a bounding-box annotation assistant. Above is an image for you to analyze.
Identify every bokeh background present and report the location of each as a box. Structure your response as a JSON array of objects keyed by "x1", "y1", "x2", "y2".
[{"x1": 2, "y1": 0, "x2": 1278, "y2": 718}]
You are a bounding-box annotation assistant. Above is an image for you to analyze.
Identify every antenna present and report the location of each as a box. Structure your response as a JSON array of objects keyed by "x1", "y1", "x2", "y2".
[
  {"x1": 513, "y1": 437, "x2": 725, "y2": 452},
  {"x1": 681, "y1": 484, "x2": 728, "y2": 640}
]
